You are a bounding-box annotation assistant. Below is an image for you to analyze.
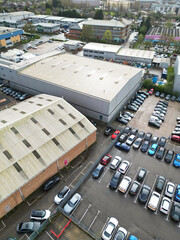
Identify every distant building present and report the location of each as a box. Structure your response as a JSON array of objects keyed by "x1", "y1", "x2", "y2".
[
  {"x1": 107, "y1": 0, "x2": 130, "y2": 9},
  {"x1": 173, "y1": 56, "x2": 180, "y2": 94},
  {"x1": 0, "y1": 27, "x2": 23, "y2": 48},
  {"x1": 151, "y1": 3, "x2": 177, "y2": 14},
  {"x1": 72, "y1": 0, "x2": 100, "y2": 6},
  {"x1": 33, "y1": 23, "x2": 60, "y2": 33}
]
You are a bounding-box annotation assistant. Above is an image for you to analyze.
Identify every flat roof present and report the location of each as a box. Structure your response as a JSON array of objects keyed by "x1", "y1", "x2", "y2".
[
  {"x1": 30, "y1": 15, "x2": 48, "y2": 19},
  {"x1": 83, "y1": 42, "x2": 121, "y2": 53},
  {"x1": 33, "y1": 23, "x2": 60, "y2": 27},
  {"x1": 117, "y1": 48, "x2": 155, "y2": 60},
  {"x1": 83, "y1": 19, "x2": 129, "y2": 28},
  {"x1": 61, "y1": 18, "x2": 84, "y2": 23},
  {"x1": 20, "y1": 53, "x2": 142, "y2": 101},
  {"x1": 0, "y1": 94, "x2": 96, "y2": 202},
  {"x1": 64, "y1": 40, "x2": 83, "y2": 46},
  {"x1": 0, "y1": 26, "x2": 17, "y2": 34}
]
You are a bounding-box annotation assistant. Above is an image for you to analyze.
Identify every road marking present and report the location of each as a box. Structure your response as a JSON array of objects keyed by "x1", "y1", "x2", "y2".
[
  {"x1": 69, "y1": 171, "x2": 85, "y2": 186},
  {"x1": 48, "y1": 202, "x2": 55, "y2": 210},
  {"x1": 46, "y1": 231, "x2": 55, "y2": 240},
  {"x1": 100, "y1": 217, "x2": 109, "y2": 234},
  {"x1": 144, "y1": 175, "x2": 158, "y2": 209},
  {"x1": 98, "y1": 167, "x2": 109, "y2": 183},
  {"x1": 26, "y1": 192, "x2": 45, "y2": 206},
  {"x1": 124, "y1": 167, "x2": 140, "y2": 198},
  {"x1": 19, "y1": 234, "x2": 29, "y2": 240},
  {"x1": 0, "y1": 220, "x2": 6, "y2": 232},
  {"x1": 178, "y1": 222, "x2": 180, "y2": 228},
  {"x1": 165, "y1": 200, "x2": 172, "y2": 221},
  {"x1": 71, "y1": 198, "x2": 83, "y2": 216},
  {"x1": 79, "y1": 204, "x2": 91, "y2": 223},
  {"x1": 155, "y1": 194, "x2": 162, "y2": 215},
  {"x1": 125, "y1": 162, "x2": 132, "y2": 175},
  {"x1": 88, "y1": 210, "x2": 100, "y2": 230}
]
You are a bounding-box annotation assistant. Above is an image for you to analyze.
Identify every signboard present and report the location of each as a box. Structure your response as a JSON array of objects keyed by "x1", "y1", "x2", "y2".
[{"x1": 64, "y1": 159, "x2": 68, "y2": 166}]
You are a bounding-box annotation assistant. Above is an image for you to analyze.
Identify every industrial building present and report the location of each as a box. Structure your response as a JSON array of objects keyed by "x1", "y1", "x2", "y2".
[
  {"x1": 33, "y1": 23, "x2": 60, "y2": 33},
  {"x1": 0, "y1": 94, "x2": 96, "y2": 219},
  {"x1": 0, "y1": 52, "x2": 143, "y2": 122},
  {"x1": 173, "y1": 56, "x2": 180, "y2": 94},
  {"x1": 145, "y1": 27, "x2": 180, "y2": 42},
  {"x1": 72, "y1": 0, "x2": 100, "y2": 6},
  {"x1": 0, "y1": 27, "x2": 23, "y2": 48}
]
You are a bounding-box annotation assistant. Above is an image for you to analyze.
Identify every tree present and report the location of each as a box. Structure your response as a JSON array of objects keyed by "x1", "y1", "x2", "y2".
[
  {"x1": 165, "y1": 20, "x2": 173, "y2": 28},
  {"x1": 94, "y1": 9, "x2": 104, "y2": 20},
  {"x1": 145, "y1": 16, "x2": 151, "y2": 30},
  {"x1": 144, "y1": 41, "x2": 153, "y2": 49},
  {"x1": 24, "y1": 22, "x2": 35, "y2": 34},
  {"x1": 81, "y1": 25, "x2": 93, "y2": 41},
  {"x1": 46, "y1": 8, "x2": 52, "y2": 15},
  {"x1": 103, "y1": 30, "x2": 112, "y2": 43},
  {"x1": 143, "y1": 79, "x2": 154, "y2": 90},
  {"x1": 52, "y1": 0, "x2": 62, "y2": 8},
  {"x1": 139, "y1": 25, "x2": 147, "y2": 35}
]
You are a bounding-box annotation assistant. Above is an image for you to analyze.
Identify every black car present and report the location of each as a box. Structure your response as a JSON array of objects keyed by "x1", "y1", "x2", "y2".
[
  {"x1": 176, "y1": 96, "x2": 180, "y2": 102},
  {"x1": 137, "y1": 168, "x2": 147, "y2": 182},
  {"x1": 124, "y1": 111, "x2": 134, "y2": 118},
  {"x1": 137, "y1": 131, "x2": 145, "y2": 139},
  {"x1": 159, "y1": 100, "x2": 168, "y2": 106},
  {"x1": 140, "y1": 141, "x2": 150, "y2": 152},
  {"x1": 117, "y1": 117, "x2": 128, "y2": 125},
  {"x1": 148, "y1": 120, "x2": 160, "y2": 128},
  {"x1": 160, "y1": 93, "x2": 165, "y2": 98},
  {"x1": 138, "y1": 185, "x2": 151, "y2": 204},
  {"x1": 171, "y1": 95, "x2": 176, "y2": 101},
  {"x1": 119, "y1": 133, "x2": 128, "y2": 142},
  {"x1": 165, "y1": 94, "x2": 171, "y2": 101},
  {"x1": 171, "y1": 201, "x2": 180, "y2": 222},
  {"x1": 151, "y1": 136, "x2": 159, "y2": 144},
  {"x1": 92, "y1": 164, "x2": 104, "y2": 179},
  {"x1": 131, "y1": 128, "x2": 138, "y2": 136},
  {"x1": 123, "y1": 126, "x2": 132, "y2": 134},
  {"x1": 156, "y1": 147, "x2": 165, "y2": 160},
  {"x1": 104, "y1": 127, "x2": 113, "y2": 136},
  {"x1": 42, "y1": 175, "x2": 60, "y2": 191},
  {"x1": 109, "y1": 171, "x2": 121, "y2": 189},
  {"x1": 129, "y1": 181, "x2": 140, "y2": 196},
  {"x1": 164, "y1": 150, "x2": 174, "y2": 163},
  {"x1": 158, "y1": 137, "x2": 166, "y2": 147},
  {"x1": 155, "y1": 92, "x2": 160, "y2": 97},
  {"x1": 135, "y1": 98, "x2": 143, "y2": 104},
  {"x1": 155, "y1": 176, "x2": 166, "y2": 193},
  {"x1": 144, "y1": 132, "x2": 152, "y2": 141},
  {"x1": 16, "y1": 221, "x2": 40, "y2": 233},
  {"x1": 133, "y1": 100, "x2": 141, "y2": 106}
]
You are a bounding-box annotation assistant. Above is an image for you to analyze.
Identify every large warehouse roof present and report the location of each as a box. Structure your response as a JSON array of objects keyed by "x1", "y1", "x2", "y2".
[
  {"x1": 83, "y1": 42, "x2": 121, "y2": 53},
  {"x1": 117, "y1": 48, "x2": 155, "y2": 60},
  {"x1": 19, "y1": 53, "x2": 142, "y2": 101},
  {"x1": 0, "y1": 94, "x2": 96, "y2": 202}
]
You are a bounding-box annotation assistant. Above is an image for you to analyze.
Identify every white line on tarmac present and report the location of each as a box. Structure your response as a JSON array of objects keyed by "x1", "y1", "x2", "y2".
[
  {"x1": 178, "y1": 222, "x2": 180, "y2": 228},
  {"x1": 71, "y1": 198, "x2": 83, "y2": 216},
  {"x1": 165, "y1": 200, "x2": 172, "y2": 221},
  {"x1": 100, "y1": 217, "x2": 109, "y2": 234},
  {"x1": 46, "y1": 231, "x2": 55, "y2": 240},
  {"x1": 144, "y1": 175, "x2": 158, "y2": 209},
  {"x1": 98, "y1": 167, "x2": 109, "y2": 183},
  {"x1": 48, "y1": 202, "x2": 55, "y2": 210},
  {"x1": 79, "y1": 204, "x2": 91, "y2": 223},
  {"x1": 26, "y1": 192, "x2": 45, "y2": 206},
  {"x1": 0, "y1": 220, "x2": 6, "y2": 232},
  {"x1": 88, "y1": 210, "x2": 100, "y2": 230},
  {"x1": 20, "y1": 234, "x2": 28, "y2": 240}
]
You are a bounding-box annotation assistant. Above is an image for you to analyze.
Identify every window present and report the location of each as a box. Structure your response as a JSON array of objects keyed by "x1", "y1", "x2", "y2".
[
  {"x1": 30, "y1": 117, "x2": 38, "y2": 124},
  {"x1": 42, "y1": 128, "x2": 50, "y2": 136},
  {"x1": 69, "y1": 113, "x2": 76, "y2": 119},
  {"x1": 47, "y1": 109, "x2": 54, "y2": 115},
  {"x1": 20, "y1": 111, "x2": 26, "y2": 114},
  {"x1": 52, "y1": 138, "x2": 59, "y2": 146},
  {"x1": 69, "y1": 127, "x2": 75, "y2": 135},
  {"x1": 11, "y1": 127, "x2": 19, "y2": 135},
  {"x1": 22, "y1": 139, "x2": 31, "y2": 148},
  {"x1": 3, "y1": 150, "x2": 12, "y2": 160},
  {"x1": 57, "y1": 104, "x2": 64, "y2": 110},
  {"x1": 13, "y1": 163, "x2": 22, "y2": 172},
  {"x1": 59, "y1": 119, "x2": 66, "y2": 125},
  {"x1": 32, "y1": 150, "x2": 40, "y2": 159},
  {"x1": 78, "y1": 121, "x2": 84, "y2": 128}
]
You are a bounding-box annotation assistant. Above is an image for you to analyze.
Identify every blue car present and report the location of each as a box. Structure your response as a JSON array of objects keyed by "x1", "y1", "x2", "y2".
[
  {"x1": 148, "y1": 144, "x2": 158, "y2": 156},
  {"x1": 173, "y1": 153, "x2": 180, "y2": 167},
  {"x1": 115, "y1": 142, "x2": 130, "y2": 151},
  {"x1": 128, "y1": 235, "x2": 138, "y2": 240},
  {"x1": 175, "y1": 185, "x2": 180, "y2": 202}
]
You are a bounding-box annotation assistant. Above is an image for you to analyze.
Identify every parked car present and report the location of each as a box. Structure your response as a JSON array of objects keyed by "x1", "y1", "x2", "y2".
[
  {"x1": 158, "y1": 137, "x2": 166, "y2": 147},
  {"x1": 104, "y1": 127, "x2": 113, "y2": 136},
  {"x1": 171, "y1": 95, "x2": 176, "y2": 101},
  {"x1": 171, "y1": 135, "x2": 180, "y2": 143},
  {"x1": 130, "y1": 128, "x2": 138, "y2": 136},
  {"x1": 160, "y1": 93, "x2": 165, "y2": 98},
  {"x1": 101, "y1": 217, "x2": 118, "y2": 240},
  {"x1": 54, "y1": 186, "x2": 70, "y2": 204},
  {"x1": 42, "y1": 175, "x2": 60, "y2": 191},
  {"x1": 115, "y1": 142, "x2": 130, "y2": 152},
  {"x1": 126, "y1": 134, "x2": 136, "y2": 145},
  {"x1": 137, "y1": 168, "x2": 147, "y2": 182},
  {"x1": 148, "y1": 191, "x2": 160, "y2": 211},
  {"x1": 101, "y1": 154, "x2": 112, "y2": 166},
  {"x1": 144, "y1": 132, "x2": 152, "y2": 141},
  {"x1": 16, "y1": 222, "x2": 40, "y2": 233},
  {"x1": 171, "y1": 201, "x2": 180, "y2": 222},
  {"x1": 127, "y1": 105, "x2": 137, "y2": 112},
  {"x1": 30, "y1": 209, "x2": 51, "y2": 220},
  {"x1": 155, "y1": 176, "x2": 166, "y2": 193},
  {"x1": 124, "y1": 111, "x2": 134, "y2": 118},
  {"x1": 118, "y1": 160, "x2": 130, "y2": 174},
  {"x1": 118, "y1": 176, "x2": 132, "y2": 193},
  {"x1": 129, "y1": 181, "x2": 140, "y2": 196},
  {"x1": 155, "y1": 91, "x2": 160, "y2": 97},
  {"x1": 111, "y1": 130, "x2": 120, "y2": 140},
  {"x1": 148, "y1": 143, "x2": 158, "y2": 156},
  {"x1": 148, "y1": 119, "x2": 160, "y2": 128},
  {"x1": 63, "y1": 193, "x2": 81, "y2": 214},
  {"x1": 110, "y1": 156, "x2": 121, "y2": 170},
  {"x1": 149, "y1": 88, "x2": 154, "y2": 95},
  {"x1": 173, "y1": 153, "x2": 180, "y2": 167},
  {"x1": 113, "y1": 226, "x2": 127, "y2": 240},
  {"x1": 133, "y1": 138, "x2": 142, "y2": 149},
  {"x1": 159, "y1": 197, "x2": 171, "y2": 214},
  {"x1": 165, "y1": 182, "x2": 175, "y2": 198},
  {"x1": 109, "y1": 171, "x2": 121, "y2": 189},
  {"x1": 92, "y1": 164, "x2": 104, "y2": 179},
  {"x1": 128, "y1": 235, "x2": 138, "y2": 240},
  {"x1": 156, "y1": 147, "x2": 165, "y2": 160},
  {"x1": 123, "y1": 126, "x2": 131, "y2": 134},
  {"x1": 164, "y1": 150, "x2": 174, "y2": 163},
  {"x1": 175, "y1": 185, "x2": 180, "y2": 203},
  {"x1": 137, "y1": 131, "x2": 145, "y2": 139},
  {"x1": 138, "y1": 185, "x2": 151, "y2": 204},
  {"x1": 117, "y1": 117, "x2": 128, "y2": 125},
  {"x1": 140, "y1": 141, "x2": 150, "y2": 153},
  {"x1": 19, "y1": 93, "x2": 31, "y2": 101},
  {"x1": 119, "y1": 133, "x2": 128, "y2": 142},
  {"x1": 176, "y1": 96, "x2": 180, "y2": 102}
]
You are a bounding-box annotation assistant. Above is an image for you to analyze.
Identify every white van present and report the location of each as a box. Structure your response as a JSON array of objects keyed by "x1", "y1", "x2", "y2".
[{"x1": 148, "y1": 191, "x2": 160, "y2": 211}]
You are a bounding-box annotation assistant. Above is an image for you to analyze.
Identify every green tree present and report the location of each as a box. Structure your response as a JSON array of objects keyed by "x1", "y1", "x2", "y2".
[
  {"x1": 93, "y1": 9, "x2": 104, "y2": 19},
  {"x1": 46, "y1": 8, "x2": 52, "y2": 15},
  {"x1": 103, "y1": 30, "x2": 112, "y2": 43},
  {"x1": 145, "y1": 16, "x2": 151, "y2": 30},
  {"x1": 81, "y1": 25, "x2": 93, "y2": 41},
  {"x1": 167, "y1": 73, "x2": 175, "y2": 83},
  {"x1": 52, "y1": 0, "x2": 62, "y2": 8},
  {"x1": 139, "y1": 25, "x2": 147, "y2": 35},
  {"x1": 144, "y1": 41, "x2": 153, "y2": 49},
  {"x1": 143, "y1": 79, "x2": 154, "y2": 90},
  {"x1": 137, "y1": 34, "x2": 144, "y2": 42},
  {"x1": 165, "y1": 20, "x2": 173, "y2": 28},
  {"x1": 24, "y1": 22, "x2": 35, "y2": 34}
]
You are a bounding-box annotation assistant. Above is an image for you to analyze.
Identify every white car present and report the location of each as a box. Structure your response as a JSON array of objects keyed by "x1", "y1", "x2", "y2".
[
  {"x1": 101, "y1": 217, "x2": 118, "y2": 240},
  {"x1": 126, "y1": 134, "x2": 136, "y2": 145},
  {"x1": 118, "y1": 176, "x2": 132, "y2": 193},
  {"x1": 148, "y1": 191, "x2": 160, "y2": 211},
  {"x1": 114, "y1": 226, "x2": 127, "y2": 240},
  {"x1": 30, "y1": 209, "x2": 51, "y2": 220},
  {"x1": 63, "y1": 193, "x2": 81, "y2": 214},
  {"x1": 118, "y1": 160, "x2": 130, "y2": 174},
  {"x1": 159, "y1": 197, "x2": 171, "y2": 215},
  {"x1": 165, "y1": 182, "x2": 175, "y2": 198},
  {"x1": 110, "y1": 156, "x2": 122, "y2": 170},
  {"x1": 54, "y1": 186, "x2": 70, "y2": 204}
]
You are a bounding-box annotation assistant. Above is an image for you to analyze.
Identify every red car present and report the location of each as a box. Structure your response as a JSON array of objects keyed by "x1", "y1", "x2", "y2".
[
  {"x1": 149, "y1": 88, "x2": 154, "y2": 95},
  {"x1": 171, "y1": 135, "x2": 180, "y2": 142},
  {"x1": 101, "y1": 154, "x2": 112, "y2": 165},
  {"x1": 111, "y1": 130, "x2": 120, "y2": 140}
]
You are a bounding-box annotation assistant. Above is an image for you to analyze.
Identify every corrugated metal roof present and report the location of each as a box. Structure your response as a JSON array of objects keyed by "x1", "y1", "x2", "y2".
[{"x1": 0, "y1": 94, "x2": 96, "y2": 202}]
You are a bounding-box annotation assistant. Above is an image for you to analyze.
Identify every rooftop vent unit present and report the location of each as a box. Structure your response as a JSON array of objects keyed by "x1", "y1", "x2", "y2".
[{"x1": 99, "y1": 77, "x2": 103, "y2": 80}]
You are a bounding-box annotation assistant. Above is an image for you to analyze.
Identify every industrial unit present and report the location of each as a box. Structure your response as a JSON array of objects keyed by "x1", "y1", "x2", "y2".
[
  {"x1": 0, "y1": 52, "x2": 142, "y2": 122},
  {"x1": 0, "y1": 27, "x2": 23, "y2": 48},
  {"x1": 173, "y1": 56, "x2": 180, "y2": 94},
  {"x1": 0, "y1": 94, "x2": 96, "y2": 219},
  {"x1": 145, "y1": 27, "x2": 180, "y2": 42}
]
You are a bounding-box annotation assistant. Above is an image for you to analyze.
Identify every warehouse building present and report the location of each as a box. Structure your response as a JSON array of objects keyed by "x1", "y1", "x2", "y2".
[
  {"x1": 33, "y1": 23, "x2": 60, "y2": 33},
  {"x1": 173, "y1": 56, "x2": 180, "y2": 94},
  {"x1": 0, "y1": 94, "x2": 96, "y2": 218},
  {"x1": 145, "y1": 27, "x2": 180, "y2": 42},
  {"x1": 0, "y1": 27, "x2": 23, "y2": 48},
  {"x1": 0, "y1": 52, "x2": 142, "y2": 123}
]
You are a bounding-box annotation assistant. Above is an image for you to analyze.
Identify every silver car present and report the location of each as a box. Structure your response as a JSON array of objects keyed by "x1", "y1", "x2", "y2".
[
  {"x1": 63, "y1": 193, "x2": 81, "y2": 214},
  {"x1": 165, "y1": 182, "x2": 175, "y2": 198},
  {"x1": 110, "y1": 156, "x2": 121, "y2": 170}
]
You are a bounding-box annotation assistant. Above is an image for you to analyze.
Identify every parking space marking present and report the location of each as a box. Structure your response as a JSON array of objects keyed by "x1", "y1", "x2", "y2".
[
  {"x1": 0, "y1": 220, "x2": 6, "y2": 232},
  {"x1": 79, "y1": 204, "x2": 91, "y2": 223},
  {"x1": 69, "y1": 171, "x2": 85, "y2": 186},
  {"x1": 88, "y1": 210, "x2": 100, "y2": 230},
  {"x1": 126, "y1": 232, "x2": 130, "y2": 239},
  {"x1": 26, "y1": 192, "x2": 45, "y2": 206},
  {"x1": 98, "y1": 167, "x2": 109, "y2": 183},
  {"x1": 165, "y1": 200, "x2": 172, "y2": 221},
  {"x1": 134, "y1": 170, "x2": 149, "y2": 204},
  {"x1": 71, "y1": 198, "x2": 83, "y2": 216},
  {"x1": 100, "y1": 217, "x2": 109, "y2": 234},
  {"x1": 155, "y1": 194, "x2": 162, "y2": 215},
  {"x1": 125, "y1": 162, "x2": 132, "y2": 175},
  {"x1": 48, "y1": 202, "x2": 55, "y2": 210},
  {"x1": 144, "y1": 175, "x2": 158, "y2": 209},
  {"x1": 69, "y1": 184, "x2": 74, "y2": 188},
  {"x1": 178, "y1": 222, "x2": 180, "y2": 228},
  {"x1": 19, "y1": 234, "x2": 29, "y2": 240},
  {"x1": 46, "y1": 231, "x2": 55, "y2": 240}
]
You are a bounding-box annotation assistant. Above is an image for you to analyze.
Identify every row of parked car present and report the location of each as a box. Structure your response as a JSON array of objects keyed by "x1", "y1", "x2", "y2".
[
  {"x1": 148, "y1": 100, "x2": 168, "y2": 128},
  {"x1": 126, "y1": 90, "x2": 149, "y2": 112},
  {"x1": 116, "y1": 111, "x2": 134, "y2": 125},
  {"x1": 155, "y1": 91, "x2": 180, "y2": 102},
  {"x1": 1, "y1": 86, "x2": 31, "y2": 101},
  {"x1": 171, "y1": 115, "x2": 180, "y2": 143}
]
